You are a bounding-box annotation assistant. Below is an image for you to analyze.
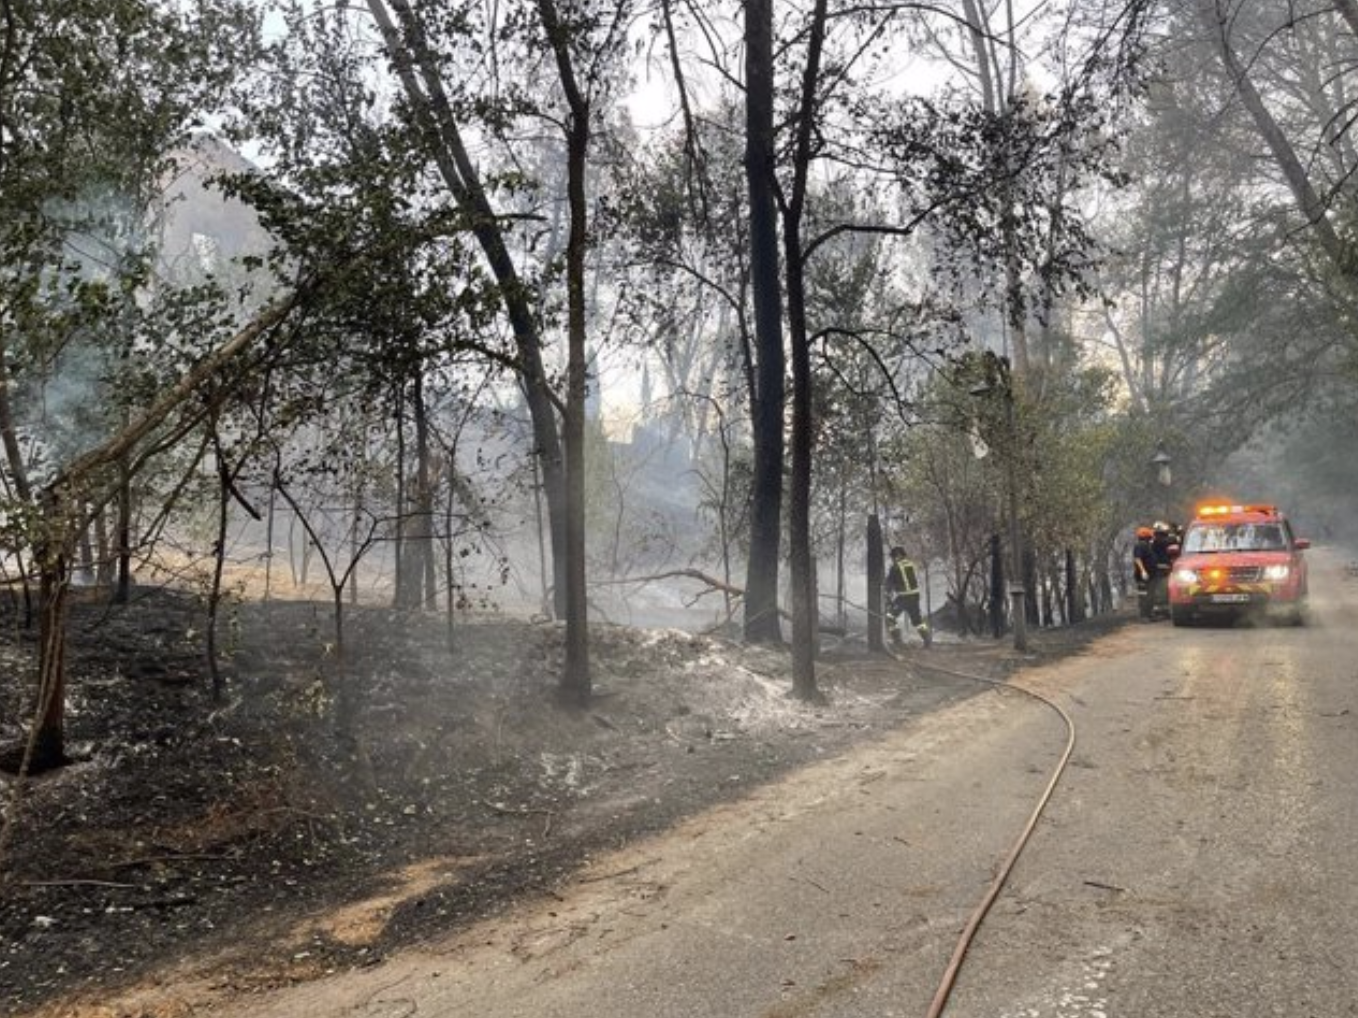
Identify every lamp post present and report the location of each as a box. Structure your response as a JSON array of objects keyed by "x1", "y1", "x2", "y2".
[
  {"x1": 971, "y1": 355, "x2": 1028, "y2": 653},
  {"x1": 1151, "y1": 445, "x2": 1172, "y2": 518}
]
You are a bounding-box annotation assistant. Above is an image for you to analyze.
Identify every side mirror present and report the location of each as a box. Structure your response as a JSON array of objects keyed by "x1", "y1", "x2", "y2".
[{"x1": 1294, "y1": 538, "x2": 1311, "y2": 551}]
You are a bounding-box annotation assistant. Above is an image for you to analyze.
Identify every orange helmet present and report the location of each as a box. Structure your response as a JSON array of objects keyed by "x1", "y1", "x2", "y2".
[{"x1": 1136, "y1": 526, "x2": 1153, "y2": 539}]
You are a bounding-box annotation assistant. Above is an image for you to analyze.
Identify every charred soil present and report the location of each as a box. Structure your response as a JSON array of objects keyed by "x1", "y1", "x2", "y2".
[{"x1": 0, "y1": 588, "x2": 1128, "y2": 1016}]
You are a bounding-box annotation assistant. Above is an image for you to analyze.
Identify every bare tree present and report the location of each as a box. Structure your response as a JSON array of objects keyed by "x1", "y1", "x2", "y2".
[{"x1": 364, "y1": 0, "x2": 572, "y2": 625}]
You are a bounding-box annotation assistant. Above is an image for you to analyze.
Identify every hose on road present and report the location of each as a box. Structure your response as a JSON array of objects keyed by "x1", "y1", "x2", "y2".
[{"x1": 909, "y1": 658, "x2": 1078, "y2": 1018}]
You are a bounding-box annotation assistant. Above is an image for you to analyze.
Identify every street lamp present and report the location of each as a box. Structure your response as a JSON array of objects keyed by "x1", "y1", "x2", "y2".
[
  {"x1": 970, "y1": 355, "x2": 1028, "y2": 653},
  {"x1": 1151, "y1": 444, "x2": 1172, "y2": 518},
  {"x1": 1151, "y1": 445, "x2": 1172, "y2": 488}
]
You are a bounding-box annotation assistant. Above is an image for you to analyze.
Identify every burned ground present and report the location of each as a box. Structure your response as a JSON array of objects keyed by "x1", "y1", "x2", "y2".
[{"x1": 0, "y1": 587, "x2": 1127, "y2": 1017}]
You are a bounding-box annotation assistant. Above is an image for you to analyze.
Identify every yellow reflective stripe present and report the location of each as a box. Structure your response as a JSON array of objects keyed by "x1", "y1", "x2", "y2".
[{"x1": 894, "y1": 562, "x2": 919, "y2": 594}]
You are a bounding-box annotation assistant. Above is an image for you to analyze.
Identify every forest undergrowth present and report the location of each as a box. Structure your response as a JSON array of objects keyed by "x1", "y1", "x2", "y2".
[{"x1": 0, "y1": 585, "x2": 1127, "y2": 1016}]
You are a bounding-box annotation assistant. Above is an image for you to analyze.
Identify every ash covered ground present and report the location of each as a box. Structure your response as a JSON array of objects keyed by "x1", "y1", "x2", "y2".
[{"x1": 0, "y1": 587, "x2": 1126, "y2": 1017}]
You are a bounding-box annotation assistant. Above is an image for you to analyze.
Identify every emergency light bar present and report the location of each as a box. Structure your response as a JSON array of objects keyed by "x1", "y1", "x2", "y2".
[{"x1": 1195, "y1": 503, "x2": 1278, "y2": 517}]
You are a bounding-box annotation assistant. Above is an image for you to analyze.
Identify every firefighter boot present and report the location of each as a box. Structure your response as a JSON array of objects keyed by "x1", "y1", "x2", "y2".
[{"x1": 917, "y1": 623, "x2": 932, "y2": 648}]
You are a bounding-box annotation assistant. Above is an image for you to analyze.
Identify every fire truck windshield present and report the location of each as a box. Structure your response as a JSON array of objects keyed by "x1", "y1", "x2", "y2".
[{"x1": 1183, "y1": 523, "x2": 1287, "y2": 554}]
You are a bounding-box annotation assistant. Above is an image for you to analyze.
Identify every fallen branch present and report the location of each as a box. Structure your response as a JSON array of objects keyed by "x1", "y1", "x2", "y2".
[
  {"x1": 483, "y1": 801, "x2": 554, "y2": 818},
  {"x1": 23, "y1": 879, "x2": 137, "y2": 889},
  {"x1": 126, "y1": 895, "x2": 198, "y2": 910},
  {"x1": 598, "y1": 569, "x2": 849, "y2": 633},
  {"x1": 111, "y1": 852, "x2": 236, "y2": 870},
  {"x1": 482, "y1": 800, "x2": 555, "y2": 838},
  {"x1": 597, "y1": 568, "x2": 745, "y2": 600}
]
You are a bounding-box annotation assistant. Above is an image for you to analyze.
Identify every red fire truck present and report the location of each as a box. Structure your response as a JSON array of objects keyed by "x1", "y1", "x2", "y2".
[{"x1": 1167, "y1": 503, "x2": 1310, "y2": 626}]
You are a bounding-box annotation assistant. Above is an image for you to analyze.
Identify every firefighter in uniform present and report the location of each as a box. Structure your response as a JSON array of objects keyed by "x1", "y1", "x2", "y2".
[
  {"x1": 1148, "y1": 521, "x2": 1175, "y2": 615},
  {"x1": 1133, "y1": 525, "x2": 1156, "y2": 618},
  {"x1": 885, "y1": 545, "x2": 932, "y2": 648}
]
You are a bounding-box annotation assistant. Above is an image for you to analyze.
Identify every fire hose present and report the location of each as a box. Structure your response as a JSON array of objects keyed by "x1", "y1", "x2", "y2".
[{"x1": 908, "y1": 658, "x2": 1078, "y2": 1018}]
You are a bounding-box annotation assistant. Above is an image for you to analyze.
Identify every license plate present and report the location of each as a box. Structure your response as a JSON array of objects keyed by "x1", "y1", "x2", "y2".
[{"x1": 1209, "y1": 593, "x2": 1251, "y2": 604}]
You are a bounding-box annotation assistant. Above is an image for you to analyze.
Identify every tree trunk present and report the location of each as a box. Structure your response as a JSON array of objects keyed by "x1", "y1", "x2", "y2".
[
  {"x1": 785, "y1": 219, "x2": 817, "y2": 698},
  {"x1": 0, "y1": 328, "x2": 33, "y2": 506},
  {"x1": 989, "y1": 533, "x2": 1005, "y2": 638},
  {"x1": 741, "y1": 0, "x2": 785, "y2": 646},
  {"x1": 366, "y1": 0, "x2": 570, "y2": 619},
  {"x1": 780, "y1": 0, "x2": 831, "y2": 699},
  {"x1": 114, "y1": 459, "x2": 133, "y2": 604},
  {"x1": 28, "y1": 491, "x2": 76, "y2": 773},
  {"x1": 208, "y1": 434, "x2": 230, "y2": 701},
  {"x1": 416, "y1": 376, "x2": 437, "y2": 609},
  {"x1": 536, "y1": 0, "x2": 592, "y2": 704},
  {"x1": 408, "y1": 374, "x2": 436, "y2": 610},
  {"x1": 443, "y1": 456, "x2": 458, "y2": 655},
  {"x1": 264, "y1": 483, "x2": 277, "y2": 603},
  {"x1": 94, "y1": 504, "x2": 112, "y2": 588},
  {"x1": 1066, "y1": 547, "x2": 1084, "y2": 623},
  {"x1": 350, "y1": 474, "x2": 363, "y2": 607},
  {"x1": 1099, "y1": 552, "x2": 1114, "y2": 614},
  {"x1": 866, "y1": 514, "x2": 884, "y2": 652},
  {"x1": 76, "y1": 510, "x2": 95, "y2": 584},
  {"x1": 834, "y1": 480, "x2": 847, "y2": 631},
  {"x1": 30, "y1": 567, "x2": 72, "y2": 771},
  {"x1": 393, "y1": 384, "x2": 412, "y2": 608},
  {"x1": 961, "y1": 0, "x2": 1031, "y2": 376},
  {"x1": 1024, "y1": 543, "x2": 1040, "y2": 626}
]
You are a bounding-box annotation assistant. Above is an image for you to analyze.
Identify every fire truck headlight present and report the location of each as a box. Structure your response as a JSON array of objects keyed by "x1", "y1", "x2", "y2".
[
  {"x1": 1174, "y1": 568, "x2": 1199, "y2": 584},
  {"x1": 1264, "y1": 564, "x2": 1290, "y2": 581}
]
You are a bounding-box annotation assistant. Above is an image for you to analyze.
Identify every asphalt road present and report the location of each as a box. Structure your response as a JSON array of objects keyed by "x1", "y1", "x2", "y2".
[{"x1": 211, "y1": 552, "x2": 1358, "y2": 1018}]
